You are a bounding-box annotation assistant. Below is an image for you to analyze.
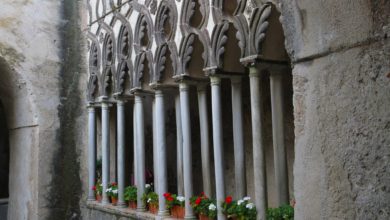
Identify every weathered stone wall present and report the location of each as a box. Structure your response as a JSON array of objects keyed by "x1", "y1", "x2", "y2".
[
  {"x1": 0, "y1": 0, "x2": 87, "y2": 219},
  {"x1": 278, "y1": 0, "x2": 390, "y2": 219}
]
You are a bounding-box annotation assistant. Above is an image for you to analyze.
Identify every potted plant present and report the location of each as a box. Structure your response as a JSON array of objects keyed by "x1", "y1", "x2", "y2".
[
  {"x1": 164, "y1": 192, "x2": 185, "y2": 218},
  {"x1": 266, "y1": 204, "x2": 294, "y2": 220},
  {"x1": 222, "y1": 196, "x2": 257, "y2": 220},
  {"x1": 142, "y1": 191, "x2": 159, "y2": 214},
  {"x1": 190, "y1": 193, "x2": 217, "y2": 220},
  {"x1": 124, "y1": 186, "x2": 138, "y2": 209},
  {"x1": 92, "y1": 181, "x2": 103, "y2": 202},
  {"x1": 106, "y1": 182, "x2": 118, "y2": 205}
]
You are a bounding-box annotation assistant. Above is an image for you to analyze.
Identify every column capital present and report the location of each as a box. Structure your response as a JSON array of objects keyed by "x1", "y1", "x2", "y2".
[
  {"x1": 230, "y1": 76, "x2": 242, "y2": 84},
  {"x1": 248, "y1": 66, "x2": 260, "y2": 78},
  {"x1": 87, "y1": 106, "x2": 96, "y2": 112},
  {"x1": 134, "y1": 94, "x2": 144, "y2": 103},
  {"x1": 179, "y1": 82, "x2": 189, "y2": 91},
  {"x1": 155, "y1": 89, "x2": 164, "y2": 97},
  {"x1": 101, "y1": 102, "x2": 110, "y2": 109},
  {"x1": 197, "y1": 83, "x2": 208, "y2": 92},
  {"x1": 210, "y1": 76, "x2": 221, "y2": 85}
]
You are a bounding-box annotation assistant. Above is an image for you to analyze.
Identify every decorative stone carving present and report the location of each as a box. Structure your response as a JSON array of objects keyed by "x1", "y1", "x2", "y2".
[
  {"x1": 154, "y1": 44, "x2": 168, "y2": 82},
  {"x1": 87, "y1": 74, "x2": 98, "y2": 102},
  {"x1": 133, "y1": 52, "x2": 146, "y2": 88},
  {"x1": 249, "y1": 3, "x2": 272, "y2": 55},
  {"x1": 115, "y1": 60, "x2": 129, "y2": 94},
  {"x1": 210, "y1": 21, "x2": 229, "y2": 68},
  {"x1": 179, "y1": 33, "x2": 195, "y2": 75}
]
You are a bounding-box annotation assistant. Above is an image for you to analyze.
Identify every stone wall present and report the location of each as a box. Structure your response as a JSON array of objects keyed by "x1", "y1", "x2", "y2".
[{"x1": 279, "y1": 0, "x2": 390, "y2": 219}]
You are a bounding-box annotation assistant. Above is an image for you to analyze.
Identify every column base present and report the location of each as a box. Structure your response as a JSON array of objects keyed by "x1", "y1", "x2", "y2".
[
  {"x1": 184, "y1": 215, "x2": 197, "y2": 219},
  {"x1": 116, "y1": 201, "x2": 126, "y2": 208},
  {"x1": 102, "y1": 199, "x2": 110, "y2": 205},
  {"x1": 137, "y1": 207, "x2": 146, "y2": 212},
  {"x1": 157, "y1": 210, "x2": 169, "y2": 216},
  {"x1": 87, "y1": 196, "x2": 96, "y2": 201}
]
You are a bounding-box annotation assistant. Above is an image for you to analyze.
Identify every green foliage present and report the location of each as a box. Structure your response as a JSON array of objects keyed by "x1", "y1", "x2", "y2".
[
  {"x1": 106, "y1": 183, "x2": 118, "y2": 198},
  {"x1": 124, "y1": 186, "x2": 137, "y2": 202},
  {"x1": 190, "y1": 194, "x2": 217, "y2": 218},
  {"x1": 266, "y1": 205, "x2": 294, "y2": 220},
  {"x1": 222, "y1": 196, "x2": 257, "y2": 220},
  {"x1": 142, "y1": 191, "x2": 159, "y2": 206}
]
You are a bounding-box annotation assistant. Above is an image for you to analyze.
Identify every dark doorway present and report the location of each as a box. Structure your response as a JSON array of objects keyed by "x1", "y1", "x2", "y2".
[{"x1": 0, "y1": 100, "x2": 9, "y2": 219}]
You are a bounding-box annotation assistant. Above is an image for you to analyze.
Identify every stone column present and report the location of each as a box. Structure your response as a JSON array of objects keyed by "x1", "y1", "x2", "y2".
[
  {"x1": 116, "y1": 100, "x2": 126, "y2": 207},
  {"x1": 231, "y1": 77, "x2": 246, "y2": 199},
  {"x1": 197, "y1": 84, "x2": 212, "y2": 197},
  {"x1": 249, "y1": 66, "x2": 267, "y2": 219},
  {"x1": 270, "y1": 72, "x2": 289, "y2": 205},
  {"x1": 133, "y1": 100, "x2": 137, "y2": 186},
  {"x1": 179, "y1": 82, "x2": 196, "y2": 219},
  {"x1": 135, "y1": 94, "x2": 146, "y2": 211},
  {"x1": 210, "y1": 76, "x2": 226, "y2": 220},
  {"x1": 175, "y1": 95, "x2": 184, "y2": 196},
  {"x1": 152, "y1": 98, "x2": 158, "y2": 192},
  {"x1": 155, "y1": 90, "x2": 169, "y2": 217},
  {"x1": 101, "y1": 102, "x2": 111, "y2": 204},
  {"x1": 87, "y1": 105, "x2": 96, "y2": 201}
]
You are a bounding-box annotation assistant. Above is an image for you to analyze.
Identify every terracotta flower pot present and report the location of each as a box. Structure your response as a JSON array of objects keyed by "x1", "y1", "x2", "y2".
[
  {"x1": 199, "y1": 214, "x2": 213, "y2": 220},
  {"x1": 95, "y1": 194, "x2": 102, "y2": 202},
  {"x1": 111, "y1": 197, "x2": 118, "y2": 206},
  {"x1": 171, "y1": 205, "x2": 185, "y2": 218},
  {"x1": 128, "y1": 201, "x2": 137, "y2": 209},
  {"x1": 148, "y1": 203, "x2": 158, "y2": 214}
]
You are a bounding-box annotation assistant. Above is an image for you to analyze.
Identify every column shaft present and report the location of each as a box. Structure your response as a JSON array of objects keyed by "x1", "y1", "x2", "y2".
[
  {"x1": 197, "y1": 85, "x2": 212, "y2": 197},
  {"x1": 155, "y1": 90, "x2": 169, "y2": 216},
  {"x1": 175, "y1": 95, "x2": 184, "y2": 196},
  {"x1": 152, "y1": 99, "x2": 158, "y2": 192},
  {"x1": 231, "y1": 77, "x2": 246, "y2": 199},
  {"x1": 88, "y1": 106, "x2": 96, "y2": 201},
  {"x1": 270, "y1": 73, "x2": 289, "y2": 205},
  {"x1": 101, "y1": 102, "x2": 111, "y2": 204},
  {"x1": 135, "y1": 95, "x2": 146, "y2": 211},
  {"x1": 117, "y1": 100, "x2": 126, "y2": 206},
  {"x1": 210, "y1": 76, "x2": 226, "y2": 220},
  {"x1": 180, "y1": 83, "x2": 196, "y2": 219},
  {"x1": 133, "y1": 101, "x2": 137, "y2": 186},
  {"x1": 249, "y1": 67, "x2": 267, "y2": 220}
]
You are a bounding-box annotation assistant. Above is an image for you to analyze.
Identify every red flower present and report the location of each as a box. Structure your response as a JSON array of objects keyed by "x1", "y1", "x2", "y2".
[
  {"x1": 195, "y1": 197, "x2": 202, "y2": 205},
  {"x1": 92, "y1": 186, "x2": 96, "y2": 191},
  {"x1": 225, "y1": 196, "x2": 233, "y2": 204},
  {"x1": 111, "y1": 182, "x2": 117, "y2": 186},
  {"x1": 163, "y1": 193, "x2": 171, "y2": 198},
  {"x1": 200, "y1": 192, "x2": 205, "y2": 196},
  {"x1": 167, "y1": 196, "x2": 174, "y2": 201}
]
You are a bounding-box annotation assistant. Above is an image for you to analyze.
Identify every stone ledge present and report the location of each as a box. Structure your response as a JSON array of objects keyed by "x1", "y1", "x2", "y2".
[{"x1": 86, "y1": 201, "x2": 177, "y2": 219}]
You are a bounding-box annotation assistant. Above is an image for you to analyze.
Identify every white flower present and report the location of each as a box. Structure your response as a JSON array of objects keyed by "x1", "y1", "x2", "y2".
[
  {"x1": 105, "y1": 188, "x2": 112, "y2": 193},
  {"x1": 177, "y1": 196, "x2": 185, "y2": 202},
  {"x1": 243, "y1": 196, "x2": 251, "y2": 201},
  {"x1": 112, "y1": 189, "x2": 118, "y2": 194},
  {"x1": 237, "y1": 199, "x2": 244, "y2": 205},
  {"x1": 145, "y1": 184, "x2": 151, "y2": 188},
  {"x1": 246, "y1": 203, "x2": 255, "y2": 209},
  {"x1": 147, "y1": 198, "x2": 151, "y2": 203},
  {"x1": 208, "y1": 204, "x2": 217, "y2": 211}
]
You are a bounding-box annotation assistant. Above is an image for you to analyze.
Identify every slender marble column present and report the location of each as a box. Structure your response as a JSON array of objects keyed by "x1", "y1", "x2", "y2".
[
  {"x1": 152, "y1": 99, "x2": 158, "y2": 193},
  {"x1": 197, "y1": 84, "x2": 212, "y2": 197},
  {"x1": 270, "y1": 72, "x2": 289, "y2": 205},
  {"x1": 87, "y1": 106, "x2": 96, "y2": 201},
  {"x1": 175, "y1": 95, "x2": 184, "y2": 196},
  {"x1": 179, "y1": 83, "x2": 196, "y2": 219},
  {"x1": 133, "y1": 100, "x2": 137, "y2": 186},
  {"x1": 116, "y1": 100, "x2": 126, "y2": 207},
  {"x1": 135, "y1": 94, "x2": 146, "y2": 211},
  {"x1": 249, "y1": 66, "x2": 267, "y2": 220},
  {"x1": 155, "y1": 90, "x2": 169, "y2": 217},
  {"x1": 231, "y1": 77, "x2": 246, "y2": 199},
  {"x1": 101, "y1": 102, "x2": 111, "y2": 204},
  {"x1": 210, "y1": 76, "x2": 226, "y2": 220}
]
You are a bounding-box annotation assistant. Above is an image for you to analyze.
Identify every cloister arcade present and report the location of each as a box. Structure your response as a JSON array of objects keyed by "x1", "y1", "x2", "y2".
[{"x1": 86, "y1": 0, "x2": 294, "y2": 219}]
